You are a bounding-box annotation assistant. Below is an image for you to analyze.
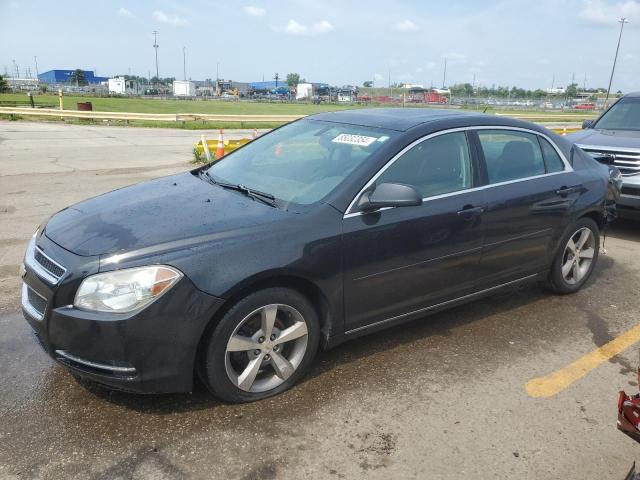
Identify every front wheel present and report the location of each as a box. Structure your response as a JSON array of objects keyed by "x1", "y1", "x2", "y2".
[
  {"x1": 547, "y1": 218, "x2": 600, "y2": 294},
  {"x1": 201, "y1": 287, "x2": 320, "y2": 403}
]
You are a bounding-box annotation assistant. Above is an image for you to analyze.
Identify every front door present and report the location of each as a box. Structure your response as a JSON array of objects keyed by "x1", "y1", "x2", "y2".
[{"x1": 342, "y1": 131, "x2": 487, "y2": 333}]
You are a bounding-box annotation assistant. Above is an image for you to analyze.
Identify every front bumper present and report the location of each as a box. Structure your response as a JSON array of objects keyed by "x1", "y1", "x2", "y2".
[
  {"x1": 21, "y1": 232, "x2": 224, "y2": 394},
  {"x1": 618, "y1": 175, "x2": 640, "y2": 217}
]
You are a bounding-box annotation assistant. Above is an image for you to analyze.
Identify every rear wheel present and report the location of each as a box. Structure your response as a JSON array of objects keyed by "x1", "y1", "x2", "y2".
[
  {"x1": 547, "y1": 218, "x2": 600, "y2": 294},
  {"x1": 201, "y1": 287, "x2": 320, "y2": 403}
]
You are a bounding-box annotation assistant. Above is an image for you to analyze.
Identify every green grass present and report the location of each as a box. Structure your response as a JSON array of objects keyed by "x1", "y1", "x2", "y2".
[
  {"x1": 0, "y1": 93, "x2": 360, "y2": 115},
  {"x1": 0, "y1": 93, "x2": 595, "y2": 129}
]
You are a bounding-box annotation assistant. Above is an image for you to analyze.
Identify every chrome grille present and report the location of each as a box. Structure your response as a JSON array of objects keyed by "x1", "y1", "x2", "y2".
[
  {"x1": 26, "y1": 245, "x2": 66, "y2": 284},
  {"x1": 577, "y1": 144, "x2": 640, "y2": 176},
  {"x1": 621, "y1": 186, "x2": 640, "y2": 197},
  {"x1": 21, "y1": 283, "x2": 47, "y2": 321},
  {"x1": 34, "y1": 248, "x2": 65, "y2": 278}
]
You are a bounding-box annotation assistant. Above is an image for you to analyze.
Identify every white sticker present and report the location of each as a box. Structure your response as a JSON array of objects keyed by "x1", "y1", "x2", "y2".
[{"x1": 332, "y1": 133, "x2": 378, "y2": 147}]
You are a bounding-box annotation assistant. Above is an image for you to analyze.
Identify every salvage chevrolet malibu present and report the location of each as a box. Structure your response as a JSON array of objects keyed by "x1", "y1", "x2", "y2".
[{"x1": 21, "y1": 109, "x2": 620, "y2": 402}]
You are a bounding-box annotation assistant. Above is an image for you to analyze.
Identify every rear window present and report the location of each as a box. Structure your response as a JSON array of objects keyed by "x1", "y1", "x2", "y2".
[
  {"x1": 539, "y1": 137, "x2": 566, "y2": 173},
  {"x1": 477, "y1": 130, "x2": 546, "y2": 184}
]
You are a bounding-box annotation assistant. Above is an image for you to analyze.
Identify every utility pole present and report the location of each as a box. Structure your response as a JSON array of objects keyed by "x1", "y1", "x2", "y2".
[
  {"x1": 442, "y1": 58, "x2": 447, "y2": 88},
  {"x1": 183, "y1": 46, "x2": 186, "y2": 81},
  {"x1": 152, "y1": 30, "x2": 159, "y2": 83},
  {"x1": 274, "y1": 72, "x2": 279, "y2": 88},
  {"x1": 388, "y1": 68, "x2": 391, "y2": 97},
  {"x1": 34, "y1": 56, "x2": 39, "y2": 79},
  {"x1": 605, "y1": 17, "x2": 628, "y2": 107}
]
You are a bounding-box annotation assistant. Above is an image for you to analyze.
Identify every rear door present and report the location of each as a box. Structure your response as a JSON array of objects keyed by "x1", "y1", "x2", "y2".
[
  {"x1": 342, "y1": 130, "x2": 487, "y2": 333},
  {"x1": 472, "y1": 128, "x2": 577, "y2": 286}
]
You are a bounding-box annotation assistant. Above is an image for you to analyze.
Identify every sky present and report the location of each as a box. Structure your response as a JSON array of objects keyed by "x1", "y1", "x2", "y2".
[{"x1": 1, "y1": 0, "x2": 639, "y2": 91}]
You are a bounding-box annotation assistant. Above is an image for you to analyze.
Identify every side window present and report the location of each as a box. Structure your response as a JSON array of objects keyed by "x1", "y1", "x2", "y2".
[
  {"x1": 477, "y1": 130, "x2": 546, "y2": 184},
  {"x1": 376, "y1": 132, "x2": 472, "y2": 198},
  {"x1": 539, "y1": 137, "x2": 566, "y2": 173}
]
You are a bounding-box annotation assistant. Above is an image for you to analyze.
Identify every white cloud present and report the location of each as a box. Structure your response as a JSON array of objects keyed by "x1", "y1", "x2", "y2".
[
  {"x1": 281, "y1": 19, "x2": 333, "y2": 35},
  {"x1": 152, "y1": 10, "x2": 188, "y2": 26},
  {"x1": 312, "y1": 20, "x2": 333, "y2": 34},
  {"x1": 395, "y1": 20, "x2": 419, "y2": 32},
  {"x1": 443, "y1": 52, "x2": 467, "y2": 65},
  {"x1": 118, "y1": 7, "x2": 134, "y2": 18},
  {"x1": 243, "y1": 5, "x2": 266, "y2": 17},
  {"x1": 284, "y1": 19, "x2": 307, "y2": 34},
  {"x1": 373, "y1": 73, "x2": 385, "y2": 82},
  {"x1": 579, "y1": 0, "x2": 640, "y2": 26}
]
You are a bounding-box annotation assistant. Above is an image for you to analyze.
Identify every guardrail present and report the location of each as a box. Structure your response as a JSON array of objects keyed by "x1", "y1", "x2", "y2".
[
  {"x1": 0, "y1": 106, "x2": 589, "y2": 137},
  {"x1": 0, "y1": 107, "x2": 305, "y2": 123}
]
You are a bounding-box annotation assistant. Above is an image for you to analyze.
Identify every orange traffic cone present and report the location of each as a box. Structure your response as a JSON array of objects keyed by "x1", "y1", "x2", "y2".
[{"x1": 216, "y1": 129, "x2": 225, "y2": 159}]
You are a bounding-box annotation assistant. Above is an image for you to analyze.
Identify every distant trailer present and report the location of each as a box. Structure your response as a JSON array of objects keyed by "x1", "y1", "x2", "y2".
[
  {"x1": 108, "y1": 77, "x2": 140, "y2": 95},
  {"x1": 296, "y1": 83, "x2": 313, "y2": 100},
  {"x1": 173, "y1": 80, "x2": 196, "y2": 97}
]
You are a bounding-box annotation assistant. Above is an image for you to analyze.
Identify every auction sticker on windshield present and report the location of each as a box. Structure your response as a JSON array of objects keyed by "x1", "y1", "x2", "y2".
[{"x1": 332, "y1": 134, "x2": 378, "y2": 147}]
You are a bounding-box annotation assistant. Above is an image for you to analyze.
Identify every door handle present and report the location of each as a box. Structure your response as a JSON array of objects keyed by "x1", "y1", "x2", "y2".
[
  {"x1": 457, "y1": 205, "x2": 485, "y2": 219},
  {"x1": 555, "y1": 185, "x2": 582, "y2": 197}
]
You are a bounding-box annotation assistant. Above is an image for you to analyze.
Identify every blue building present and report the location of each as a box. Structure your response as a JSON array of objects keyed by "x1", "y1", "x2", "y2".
[
  {"x1": 38, "y1": 69, "x2": 109, "y2": 85},
  {"x1": 249, "y1": 81, "x2": 286, "y2": 91}
]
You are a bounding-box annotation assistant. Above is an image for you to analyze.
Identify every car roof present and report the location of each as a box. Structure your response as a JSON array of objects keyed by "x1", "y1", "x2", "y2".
[
  {"x1": 309, "y1": 108, "x2": 499, "y2": 131},
  {"x1": 623, "y1": 91, "x2": 640, "y2": 98}
]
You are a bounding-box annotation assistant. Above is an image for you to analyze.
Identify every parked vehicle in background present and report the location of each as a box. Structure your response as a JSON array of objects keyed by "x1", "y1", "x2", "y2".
[
  {"x1": 568, "y1": 92, "x2": 640, "y2": 219},
  {"x1": 21, "y1": 109, "x2": 620, "y2": 403},
  {"x1": 574, "y1": 103, "x2": 596, "y2": 111}
]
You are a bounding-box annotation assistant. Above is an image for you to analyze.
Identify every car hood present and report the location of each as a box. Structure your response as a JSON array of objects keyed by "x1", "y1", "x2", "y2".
[
  {"x1": 45, "y1": 171, "x2": 289, "y2": 256},
  {"x1": 567, "y1": 128, "x2": 640, "y2": 148}
]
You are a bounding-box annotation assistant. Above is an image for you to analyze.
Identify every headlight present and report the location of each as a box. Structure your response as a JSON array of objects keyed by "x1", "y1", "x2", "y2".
[{"x1": 74, "y1": 265, "x2": 182, "y2": 313}]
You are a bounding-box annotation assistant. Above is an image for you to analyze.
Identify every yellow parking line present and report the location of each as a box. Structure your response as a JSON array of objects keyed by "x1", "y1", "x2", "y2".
[{"x1": 526, "y1": 323, "x2": 640, "y2": 398}]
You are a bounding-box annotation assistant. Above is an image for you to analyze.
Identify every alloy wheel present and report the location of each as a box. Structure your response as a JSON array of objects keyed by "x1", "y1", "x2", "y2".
[
  {"x1": 561, "y1": 227, "x2": 596, "y2": 285},
  {"x1": 224, "y1": 304, "x2": 309, "y2": 393}
]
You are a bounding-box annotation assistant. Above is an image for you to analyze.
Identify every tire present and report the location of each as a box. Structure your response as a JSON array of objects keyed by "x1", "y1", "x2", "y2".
[
  {"x1": 546, "y1": 217, "x2": 600, "y2": 294},
  {"x1": 201, "y1": 287, "x2": 320, "y2": 403}
]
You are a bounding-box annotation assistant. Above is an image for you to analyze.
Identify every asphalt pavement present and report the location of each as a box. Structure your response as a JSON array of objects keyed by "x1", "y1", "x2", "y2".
[{"x1": 1, "y1": 121, "x2": 640, "y2": 480}]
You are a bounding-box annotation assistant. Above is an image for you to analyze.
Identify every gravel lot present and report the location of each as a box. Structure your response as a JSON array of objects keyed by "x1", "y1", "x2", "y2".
[{"x1": 1, "y1": 121, "x2": 640, "y2": 480}]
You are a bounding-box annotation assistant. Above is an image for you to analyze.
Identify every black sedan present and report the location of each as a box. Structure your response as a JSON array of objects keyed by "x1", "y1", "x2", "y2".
[{"x1": 21, "y1": 109, "x2": 620, "y2": 402}]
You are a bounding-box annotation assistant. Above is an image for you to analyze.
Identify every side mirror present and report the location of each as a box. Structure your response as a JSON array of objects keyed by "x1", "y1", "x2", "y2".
[
  {"x1": 582, "y1": 120, "x2": 594, "y2": 129},
  {"x1": 357, "y1": 182, "x2": 422, "y2": 212}
]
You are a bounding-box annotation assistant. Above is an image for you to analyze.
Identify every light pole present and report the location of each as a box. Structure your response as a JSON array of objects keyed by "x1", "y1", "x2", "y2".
[
  {"x1": 183, "y1": 46, "x2": 186, "y2": 81},
  {"x1": 605, "y1": 17, "x2": 628, "y2": 107},
  {"x1": 442, "y1": 58, "x2": 447, "y2": 89},
  {"x1": 152, "y1": 31, "x2": 159, "y2": 83}
]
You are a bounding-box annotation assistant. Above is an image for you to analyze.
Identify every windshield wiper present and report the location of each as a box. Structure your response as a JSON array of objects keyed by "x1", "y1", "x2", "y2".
[{"x1": 200, "y1": 171, "x2": 278, "y2": 207}]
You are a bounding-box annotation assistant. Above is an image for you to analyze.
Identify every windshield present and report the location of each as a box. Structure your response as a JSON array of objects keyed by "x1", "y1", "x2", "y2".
[
  {"x1": 595, "y1": 98, "x2": 640, "y2": 131},
  {"x1": 206, "y1": 119, "x2": 397, "y2": 208}
]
